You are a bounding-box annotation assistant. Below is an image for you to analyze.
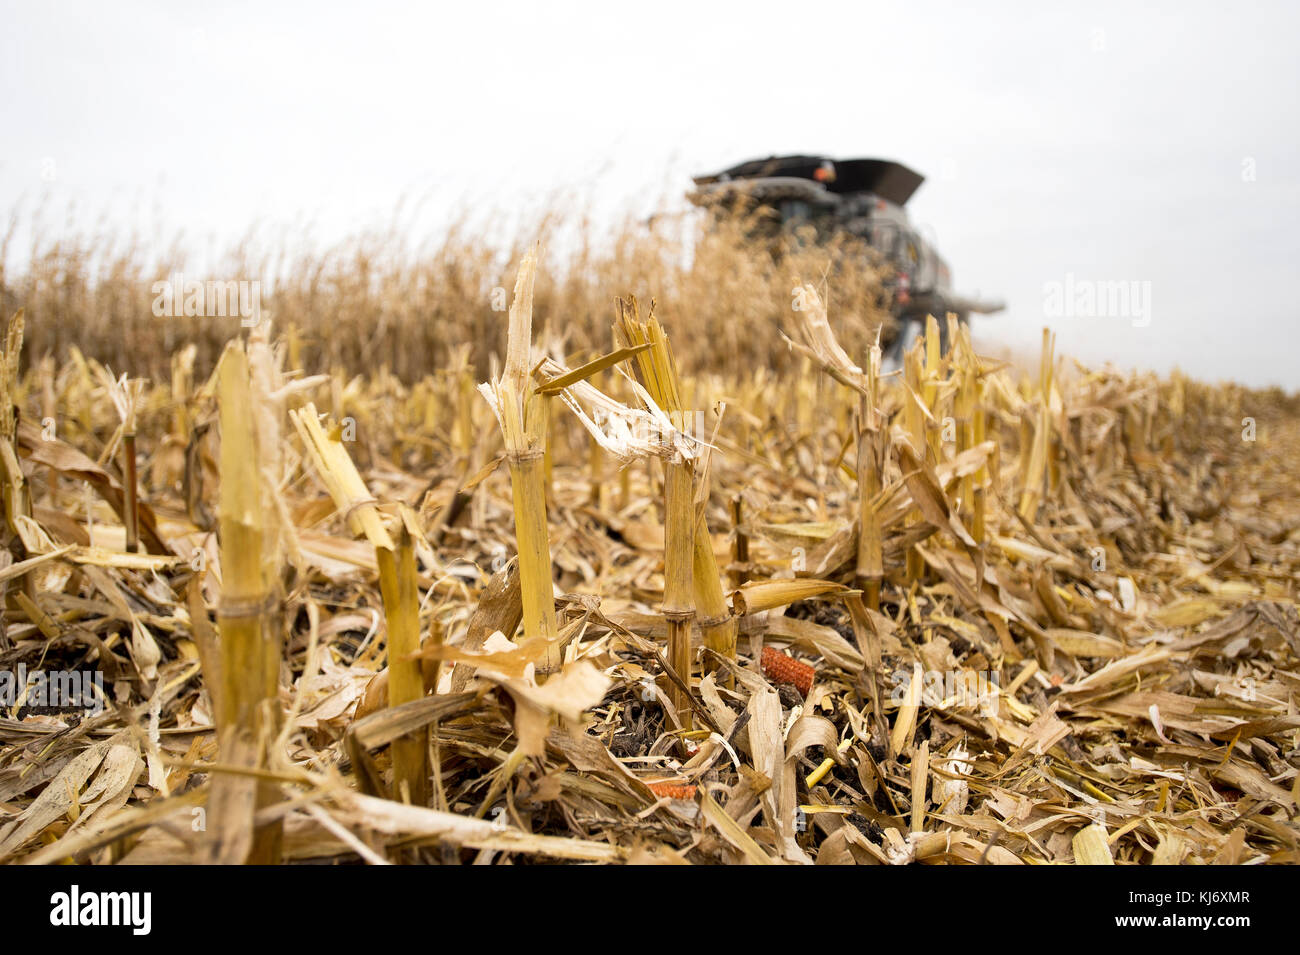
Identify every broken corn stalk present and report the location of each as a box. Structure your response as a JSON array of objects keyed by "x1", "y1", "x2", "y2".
[
  {"x1": 0, "y1": 313, "x2": 34, "y2": 586},
  {"x1": 616, "y1": 300, "x2": 695, "y2": 720},
  {"x1": 902, "y1": 339, "x2": 927, "y2": 584},
  {"x1": 290, "y1": 402, "x2": 430, "y2": 805},
  {"x1": 617, "y1": 298, "x2": 734, "y2": 710},
  {"x1": 781, "y1": 285, "x2": 889, "y2": 610},
  {"x1": 856, "y1": 342, "x2": 886, "y2": 609},
  {"x1": 376, "y1": 526, "x2": 428, "y2": 808},
  {"x1": 101, "y1": 369, "x2": 145, "y2": 553},
  {"x1": 1019, "y1": 328, "x2": 1056, "y2": 519},
  {"x1": 954, "y1": 323, "x2": 989, "y2": 544},
  {"x1": 479, "y1": 249, "x2": 561, "y2": 673},
  {"x1": 213, "y1": 342, "x2": 282, "y2": 864},
  {"x1": 662, "y1": 459, "x2": 695, "y2": 726}
]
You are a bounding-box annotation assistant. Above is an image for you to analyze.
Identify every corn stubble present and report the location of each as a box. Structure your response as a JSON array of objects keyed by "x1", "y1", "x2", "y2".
[
  {"x1": 206, "y1": 343, "x2": 283, "y2": 864},
  {"x1": 291, "y1": 402, "x2": 430, "y2": 809},
  {"x1": 616, "y1": 299, "x2": 735, "y2": 720},
  {"x1": 0, "y1": 227, "x2": 1297, "y2": 867},
  {"x1": 479, "y1": 248, "x2": 563, "y2": 675}
]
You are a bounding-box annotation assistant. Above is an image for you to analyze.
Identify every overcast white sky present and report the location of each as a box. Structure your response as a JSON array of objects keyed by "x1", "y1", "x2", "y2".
[{"x1": 3, "y1": 0, "x2": 1298, "y2": 386}]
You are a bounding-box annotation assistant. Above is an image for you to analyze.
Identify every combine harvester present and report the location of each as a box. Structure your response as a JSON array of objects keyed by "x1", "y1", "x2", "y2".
[{"x1": 691, "y1": 154, "x2": 1004, "y2": 361}]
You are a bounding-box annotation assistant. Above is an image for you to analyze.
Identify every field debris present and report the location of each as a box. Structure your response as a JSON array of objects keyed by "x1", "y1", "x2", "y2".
[{"x1": 0, "y1": 249, "x2": 1297, "y2": 866}]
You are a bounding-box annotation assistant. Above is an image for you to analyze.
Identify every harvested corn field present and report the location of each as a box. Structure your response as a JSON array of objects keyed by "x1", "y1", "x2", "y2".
[{"x1": 0, "y1": 243, "x2": 1296, "y2": 868}]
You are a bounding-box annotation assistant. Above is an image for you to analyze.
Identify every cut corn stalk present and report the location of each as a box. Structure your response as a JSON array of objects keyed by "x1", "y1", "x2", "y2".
[
  {"x1": 0, "y1": 312, "x2": 35, "y2": 601},
  {"x1": 478, "y1": 249, "x2": 561, "y2": 674},
  {"x1": 731, "y1": 577, "x2": 851, "y2": 615},
  {"x1": 662, "y1": 459, "x2": 695, "y2": 726},
  {"x1": 291, "y1": 402, "x2": 429, "y2": 804},
  {"x1": 902, "y1": 339, "x2": 927, "y2": 584},
  {"x1": 615, "y1": 298, "x2": 733, "y2": 703},
  {"x1": 923, "y1": 313, "x2": 943, "y2": 461},
  {"x1": 856, "y1": 342, "x2": 887, "y2": 609},
  {"x1": 376, "y1": 526, "x2": 428, "y2": 808},
  {"x1": 1019, "y1": 328, "x2": 1056, "y2": 519},
  {"x1": 911, "y1": 738, "x2": 929, "y2": 833},
  {"x1": 782, "y1": 285, "x2": 889, "y2": 610},
  {"x1": 208, "y1": 342, "x2": 283, "y2": 864},
  {"x1": 730, "y1": 495, "x2": 749, "y2": 587},
  {"x1": 99, "y1": 369, "x2": 146, "y2": 553}
]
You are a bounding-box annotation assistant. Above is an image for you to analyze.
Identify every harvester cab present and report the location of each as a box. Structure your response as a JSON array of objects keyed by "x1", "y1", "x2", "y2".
[{"x1": 690, "y1": 155, "x2": 1003, "y2": 361}]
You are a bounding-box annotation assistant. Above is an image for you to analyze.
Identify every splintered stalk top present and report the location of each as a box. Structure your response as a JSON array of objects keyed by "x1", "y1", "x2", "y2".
[
  {"x1": 616, "y1": 298, "x2": 686, "y2": 428},
  {"x1": 479, "y1": 249, "x2": 561, "y2": 670}
]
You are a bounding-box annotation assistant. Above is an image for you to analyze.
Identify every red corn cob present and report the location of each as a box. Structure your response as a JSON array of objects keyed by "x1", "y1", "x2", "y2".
[
  {"x1": 647, "y1": 781, "x2": 697, "y2": 800},
  {"x1": 761, "y1": 646, "x2": 815, "y2": 697}
]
